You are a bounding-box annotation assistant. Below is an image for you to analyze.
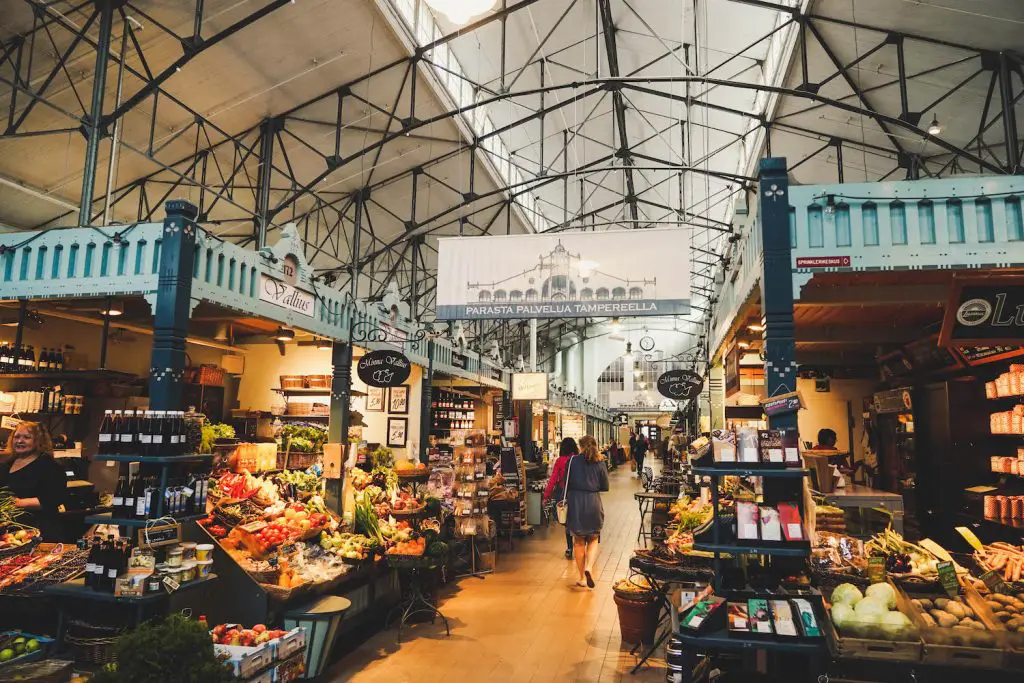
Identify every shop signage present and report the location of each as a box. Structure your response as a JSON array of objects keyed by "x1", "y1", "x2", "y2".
[
  {"x1": 724, "y1": 345, "x2": 741, "y2": 397},
  {"x1": 488, "y1": 366, "x2": 503, "y2": 382},
  {"x1": 492, "y1": 396, "x2": 505, "y2": 431},
  {"x1": 761, "y1": 391, "x2": 804, "y2": 418},
  {"x1": 357, "y1": 349, "x2": 411, "y2": 388},
  {"x1": 795, "y1": 256, "x2": 851, "y2": 268},
  {"x1": 656, "y1": 369, "x2": 703, "y2": 400},
  {"x1": 954, "y1": 345, "x2": 1024, "y2": 366},
  {"x1": 511, "y1": 372, "x2": 548, "y2": 400},
  {"x1": 873, "y1": 387, "x2": 913, "y2": 414},
  {"x1": 939, "y1": 274, "x2": 1024, "y2": 346},
  {"x1": 258, "y1": 273, "x2": 315, "y2": 317},
  {"x1": 615, "y1": 413, "x2": 628, "y2": 426},
  {"x1": 435, "y1": 228, "x2": 691, "y2": 320},
  {"x1": 451, "y1": 352, "x2": 469, "y2": 370}
]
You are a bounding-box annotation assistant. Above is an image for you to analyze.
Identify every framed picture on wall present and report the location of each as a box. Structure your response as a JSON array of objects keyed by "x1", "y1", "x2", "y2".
[
  {"x1": 388, "y1": 385, "x2": 410, "y2": 414},
  {"x1": 387, "y1": 417, "x2": 408, "y2": 448},
  {"x1": 365, "y1": 386, "x2": 385, "y2": 412}
]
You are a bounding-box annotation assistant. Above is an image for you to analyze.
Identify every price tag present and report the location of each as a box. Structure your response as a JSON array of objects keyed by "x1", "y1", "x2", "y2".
[
  {"x1": 937, "y1": 561, "x2": 959, "y2": 597},
  {"x1": 867, "y1": 556, "x2": 886, "y2": 584},
  {"x1": 163, "y1": 576, "x2": 180, "y2": 593},
  {"x1": 981, "y1": 569, "x2": 1009, "y2": 594}
]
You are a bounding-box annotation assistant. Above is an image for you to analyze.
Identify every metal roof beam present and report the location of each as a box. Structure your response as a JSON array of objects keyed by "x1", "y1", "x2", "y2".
[{"x1": 597, "y1": 0, "x2": 638, "y2": 223}]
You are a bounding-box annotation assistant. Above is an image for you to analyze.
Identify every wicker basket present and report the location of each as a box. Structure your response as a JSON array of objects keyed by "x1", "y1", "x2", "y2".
[
  {"x1": 65, "y1": 619, "x2": 122, "y2": 665},
  {"x1": 306, "y1": 375, "x2": 331, "y2": 389},
  {"x1": 195, "y1": 365, "x2": 225, "y2": 386},
  {"x1": 284, "y1": 451, "x2": 320, "y2": 470},
  {"x1": 280, "y1": 375, "x2": 305, "y2": 389}
]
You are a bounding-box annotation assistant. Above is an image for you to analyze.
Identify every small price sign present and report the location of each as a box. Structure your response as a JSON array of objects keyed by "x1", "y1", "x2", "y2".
[
  {"x1": 937, "y1": 561, "x2": 959, "y2": 597},
  {"x1": 981, "y1": 569, "x2": 1009, "y2": 594},
  {"x1": 867, "y1": 556, "x2": 886, "y2": 584}
]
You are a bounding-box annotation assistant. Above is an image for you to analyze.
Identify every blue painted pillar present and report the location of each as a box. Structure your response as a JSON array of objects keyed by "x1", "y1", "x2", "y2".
[
  {"x1": 418, "y1": 340, "x2": 434, "y2": 463},
  {"x1": 326, "y1": 340, "x2": 352, "y2": 514},
  {"x1": 149, "y1": 200, "x2": 199, "y2": 410},
  {"x1": 757, "y1": 158, "x2": 798, "y2": 431}
]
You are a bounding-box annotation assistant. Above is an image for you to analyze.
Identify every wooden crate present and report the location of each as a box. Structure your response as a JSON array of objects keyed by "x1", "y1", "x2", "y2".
[
  {"x1": 921, "y1": 641, "x2": 1006, "y2": 669},
  {"x1": 825, "y1": 580, "x2": 923, "y2": 663}
]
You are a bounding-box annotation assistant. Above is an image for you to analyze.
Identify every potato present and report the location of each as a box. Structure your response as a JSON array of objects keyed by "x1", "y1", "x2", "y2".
[
  {"x1": 950, "y1": 627, "x2": 973, "y2": 646},
  {"x1": 990, "y1": 594, "x2": 1015, "y2": 606},
  {"x1": 912, "y1": 599, "x2": 922, "y2": 610},
  {"x1": 918, "y1": 598, "x2": 934, "y2": 611},
  {"x1": 931, "y1": 609, "x2": 960, "y2": 628},
  {"x1": 995, "y1": 610, "x2": 1013, "y2": 621},
  {"x1": 986, "y1": 600, "x2": 1004, "y2": 612},
  {"x1": 935, "y1": 598, "x2": 952, "y2": 610},
  {"x1": 962, "y1": 618, "x2": 986, "y2": 631},
  {"x1": 1007, "y1": 616, "x2": 1024, "y2": 631},
  {"x1": 920, "y1": 612, "x2": 937, "y2": 628},
  {"x1": 945, "y1": 602, "x2": 967, "y2": 619},
  {"x1": 962, "y1": 605, "x2": 976, "y2": 619}
]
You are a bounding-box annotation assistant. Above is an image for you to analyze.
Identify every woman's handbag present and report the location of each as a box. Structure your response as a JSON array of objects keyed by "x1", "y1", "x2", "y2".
[{"x1": 555, "y1": 456, "x2": 575, "y2": 525}]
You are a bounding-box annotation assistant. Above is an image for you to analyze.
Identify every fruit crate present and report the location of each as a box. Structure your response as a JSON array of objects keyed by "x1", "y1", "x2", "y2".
[{"x1": 0, "y1": 632, "x2": 54, "y2": 668}]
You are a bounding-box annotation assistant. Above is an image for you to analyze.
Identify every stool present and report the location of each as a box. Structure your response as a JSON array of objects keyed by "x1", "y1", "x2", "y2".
[{"x1": 283, "y1": 595, "x2": 352, "y2": 679}]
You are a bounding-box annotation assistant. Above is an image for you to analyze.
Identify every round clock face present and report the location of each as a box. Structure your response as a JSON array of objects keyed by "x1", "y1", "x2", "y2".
[{"x1": 639, "y1": 336, "x2": 655, "y2": 351}]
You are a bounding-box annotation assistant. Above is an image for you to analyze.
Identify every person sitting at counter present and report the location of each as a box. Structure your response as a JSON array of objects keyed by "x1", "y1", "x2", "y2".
[
  {"x1": 813, "y1": 428, "x2": 838, "y2": 451},
  {"x1": 0, "y1": 422, "x2": 67, "y2": 541}
]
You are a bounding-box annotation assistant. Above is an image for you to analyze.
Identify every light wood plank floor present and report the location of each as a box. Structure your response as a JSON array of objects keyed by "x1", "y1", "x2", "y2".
[{"x1": 326, "y1": 462, "x2": 669, "y2": 682}]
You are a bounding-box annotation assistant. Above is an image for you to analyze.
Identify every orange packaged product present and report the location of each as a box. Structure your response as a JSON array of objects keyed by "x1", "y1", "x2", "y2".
[
  {"x1": 997, "y1": 374, "x2": 1011, "y2": 397},
  {"x1": 1012, "y1": 373, "x2": 1024, "y2": 396},
  {"x1": 999, "y1": 496, "x2": 1012, "y2": 518},
  {"x1": 1013, "y1": 498, "x2": 1024, "y2": 519},
  {"x1": 986, "y1": 381, "x2": 998, "y2": 399},
  {"x1": 985, "y1": 495, "x2": 998, "y2": 518}
]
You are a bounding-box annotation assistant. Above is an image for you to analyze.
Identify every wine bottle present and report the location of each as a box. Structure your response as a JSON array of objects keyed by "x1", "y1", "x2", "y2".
[
  {"x1": 98, "y1": 410, "x2": 114, "y2": 451},
  {"x1": 123, "y1": 476, "x2": 137, "y2": 520},
  {"x1": 119, "y1": 410, "x2": 136, "y2": 453},
  {"x1": 112, "y1": 475, "x2": 127, "y2": 517}
]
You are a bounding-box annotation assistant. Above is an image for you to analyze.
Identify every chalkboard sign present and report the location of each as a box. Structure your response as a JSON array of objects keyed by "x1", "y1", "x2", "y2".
[
  {"x1": 903, "y1": 336, "x2": 963, "y2": 374},
  {"x1": 357, "y1": 349, "x2": 411, "y2": 387},
  {"x1": 136, "y1": 522, "x2": 182, "y2": 549},
  {"x1": 492, "y1": 396, "x2": 505, "y2": 431},
  {"x1": 499, "y1": 446, "x2": 519, "y2": 480},
  {"x1": 955, "y1": 345, "x2": 1024, "y2": 366},
  {"x1": 657, "y1": 369, "x2": 703, "y2": 400},
  {"x1": 940, "y1": 275, "x2": 1024, "y2": 346},
  {"x1": 878, "y1": 350, "x2": 912, "y2": 381}
]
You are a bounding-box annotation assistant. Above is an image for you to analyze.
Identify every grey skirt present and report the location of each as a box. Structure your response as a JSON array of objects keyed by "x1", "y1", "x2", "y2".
[{"x1": 566, "y1": 489, "x2": 604, "y2": 538}]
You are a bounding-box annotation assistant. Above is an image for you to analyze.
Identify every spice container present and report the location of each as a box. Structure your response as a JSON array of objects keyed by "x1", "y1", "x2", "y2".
[
  {"x1": 195, "y1": 544, "x2": 214, "y2": 562},
  {"x1": 197, "y1": 559, "x2": 214, "y2": 578},
  {"x1": 166, "y1": 546, "x2": 184, "y2": 568},
  {"x1": 180, "y1": 542, "x2": 197, "y2": 562},
  {"x1": 180, "y1": 561, "x2": 197, "y2": 582},
  {"x1": 146, "y1": 571, "x2": 164, "y2": 594}
]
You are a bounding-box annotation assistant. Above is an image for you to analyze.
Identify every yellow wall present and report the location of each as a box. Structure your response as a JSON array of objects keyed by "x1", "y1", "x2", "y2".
[{"x1": 796, "y1": 377, "x2": 876, "y2": 464}]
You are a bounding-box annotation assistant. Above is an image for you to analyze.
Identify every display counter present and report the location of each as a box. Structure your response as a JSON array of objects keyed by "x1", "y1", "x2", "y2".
[{"x1": 823, "y1": 484, "x2": 905, "y2": 536}]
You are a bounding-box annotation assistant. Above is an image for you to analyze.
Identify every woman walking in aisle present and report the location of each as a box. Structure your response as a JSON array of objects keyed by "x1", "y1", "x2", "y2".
[
  {"x1": 543, "y1": 437, "x2": 579, "y2": 559},
  {"x1": 566, "y1": 435, "x2": 610, "y2": 588}
]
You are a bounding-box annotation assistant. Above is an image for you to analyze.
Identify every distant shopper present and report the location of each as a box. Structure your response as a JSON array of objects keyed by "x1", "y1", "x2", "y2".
[
  {"x1": 633, "y1": 434, "x2": 649, "y2": 476},
  {"x1": 814, "y1": 428, "x2": 838, "y2": 450},
  {"x1": 606, "y1": 440, "x2": 619, "y2": 471},
  {"x1": 566, "y1": 435, "x2": 609, "y2": 589},
  {"x1": 544, "y1": 437, "x2": 580, "y2": 559}
]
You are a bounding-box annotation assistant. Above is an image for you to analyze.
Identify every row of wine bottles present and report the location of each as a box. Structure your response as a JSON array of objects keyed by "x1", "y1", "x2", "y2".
[
  {"x1": 98, "y1": 409, "x2": 191, "y2": 456},
  {"x1": 111, "y1": 472, "x2": 210, "y2": 520},
  {"x1": 0, "y1": 343, "x2": 65, "y2": 373},
  {"x1": 81, "y1": 535, "x2": 132, "y2": 592}
]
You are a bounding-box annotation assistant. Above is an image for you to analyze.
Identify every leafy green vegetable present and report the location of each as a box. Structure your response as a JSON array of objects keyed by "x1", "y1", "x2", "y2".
[
  {"x1": 88, "y1": 614, "x2": 233, "y2": 683},
  {"x1": 372, "y1": 447, "x2": 394, "y2": 469}
]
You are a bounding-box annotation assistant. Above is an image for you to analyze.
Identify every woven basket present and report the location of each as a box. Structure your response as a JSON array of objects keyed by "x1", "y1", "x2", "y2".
[
  {"x1": 280, "y1": 375, "x2": 305, "y2": 389},
  {"x1": 66, "y1": 619, "x2": 122, "y2": 665},
  {"x1": 306, "y1": 375, "x2": 331, "y2": 389}
]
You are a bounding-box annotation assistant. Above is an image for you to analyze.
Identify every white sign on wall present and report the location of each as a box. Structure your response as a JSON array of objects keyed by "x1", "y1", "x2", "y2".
[
  {"x1": 512, "y1": 372, "x2": 549, "y2": 400},
  {"x1": 259, "y1": 274, "x2": 315, "y2": 317},
  {"x1": 435, "y1": 228, "x2": 691, "y2": 320}
]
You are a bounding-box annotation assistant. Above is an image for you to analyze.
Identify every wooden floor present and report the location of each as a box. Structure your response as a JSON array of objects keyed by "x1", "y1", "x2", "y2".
[{"x1": 325, "y1": 462, "x2": 669, "y2": 682}]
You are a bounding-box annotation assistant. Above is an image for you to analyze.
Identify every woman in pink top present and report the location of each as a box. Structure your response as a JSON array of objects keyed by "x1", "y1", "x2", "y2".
[{"x1": 544, "y1": 438, "x2": 579, "y2": 559}]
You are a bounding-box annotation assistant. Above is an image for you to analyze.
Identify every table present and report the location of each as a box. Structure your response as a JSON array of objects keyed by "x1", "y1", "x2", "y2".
[
  {"x1": 823, "y1": 484, "x2": 904, "y2": 535},
  {"x1": 633, "y1": 492, "x2": 677, "y2": 548},
  {"x1": 386, "y1": 559, "x2": 450, "y2": 644}
]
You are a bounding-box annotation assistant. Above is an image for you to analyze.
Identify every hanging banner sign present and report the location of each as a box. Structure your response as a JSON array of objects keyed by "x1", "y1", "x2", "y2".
[
  {"x1": 761, "y1": 391, "x2": 804, "y2": 418},
  {"x1": 873, "y1": 387, "x2": 913, "y2": 414},
  {"x1": 435, "y1": 228, "x2": 691, "y2": 320},
  {"x1": 258, "y1": 274, "x2": 315, "y2": 317},
  {"x1": 511, "y1": 372, "x2": 548, "y2": 400},
  {"x1": 357, "y1": 350, "x2": 411, "y2": 388},
  {"x1": 656, "y1": 369, "x2": 703, "y2": 400},
  {"x1": 451, "y1": 352, "x2": 469, "y2": 370},
  {"x1": 939, "y1": 274, "x2": 1024, "y2": 346}
]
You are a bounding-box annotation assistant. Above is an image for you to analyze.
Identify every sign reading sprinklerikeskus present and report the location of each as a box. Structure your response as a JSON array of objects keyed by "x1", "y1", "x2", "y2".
[
  {"x1": 259, "y1": 274, "x2": 315, "y2": 317},
  {"x1": 434, "y1": 229, "x2": 691, "y2": 320}
]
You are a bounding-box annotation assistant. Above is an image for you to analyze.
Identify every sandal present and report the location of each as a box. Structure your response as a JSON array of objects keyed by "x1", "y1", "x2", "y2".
[
  {"x1": 585, "y1": 570, "x2": 595, "y2": 588},
  {"x1": 575, "y1": 580, "x2": 587, "y2": 588}
]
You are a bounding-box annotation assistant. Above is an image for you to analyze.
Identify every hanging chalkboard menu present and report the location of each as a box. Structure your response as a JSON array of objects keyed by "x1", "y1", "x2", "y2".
[
  {"x1": 492, "y1": 395, "x2": 505, "y2": 431},
  {"x1": 955, "y1": 345, "x2": 1024, "y2": 366},
  {"x1": 902, "y1": 336, "x2": 963, "y2": 375},
  {"x1": 878, "y1": 350, "x2": 912, "y2": 381},
  {"x1": 873, "y1": 387, "x2": 913, "y2": 414}
]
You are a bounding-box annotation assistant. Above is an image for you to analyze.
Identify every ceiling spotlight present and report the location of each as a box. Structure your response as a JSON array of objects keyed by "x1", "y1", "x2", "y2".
[
  {"x1": 423, "y1": 0, "x2": 496, "y2": 25},
  {"x1": 316, "y1": 337, "x2": 332, "y2": 351},
  {"x1": 622, "y1": 341, "x2": 633, "y2": 358},
  {"x1": 275, "y1": 326, "x2": 296, "y2": 342},
  {"x1": 611, "y1": 317, "x2": 622, "y2": 333},
  {"x1": 101, "y1": 299, "x2": 124, "y2": 317},
  {"x1": 927, "y1": 115, "x2": 942, "y2": 136}
]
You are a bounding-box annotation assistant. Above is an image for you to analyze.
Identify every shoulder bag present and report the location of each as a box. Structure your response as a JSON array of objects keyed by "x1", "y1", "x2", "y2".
[{"x1": 555, "y1": 456, "x2": 575, "y2": 525}]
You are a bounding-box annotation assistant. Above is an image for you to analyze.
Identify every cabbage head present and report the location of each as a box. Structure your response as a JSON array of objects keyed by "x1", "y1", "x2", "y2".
[
  {"x1": 865, "y1": 582, "x2": 897, "y2": 610},
  {"x1": 831, "y1": 583, "x2": 863, "y2": 606}
]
